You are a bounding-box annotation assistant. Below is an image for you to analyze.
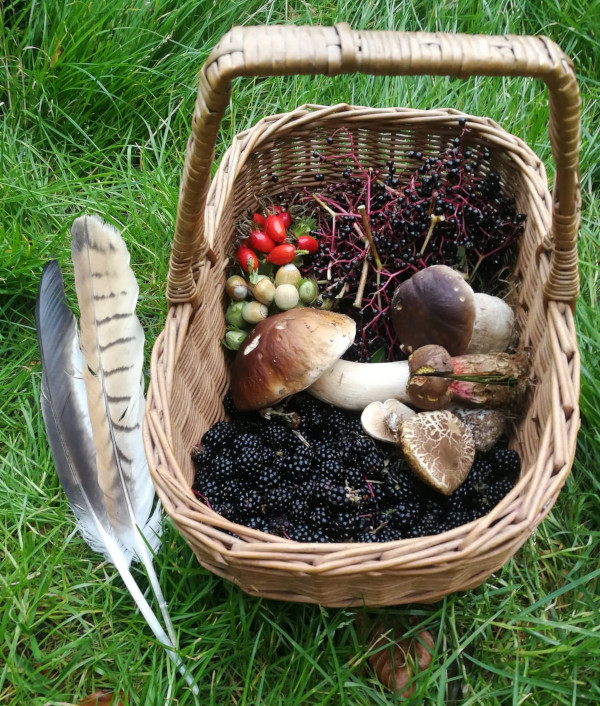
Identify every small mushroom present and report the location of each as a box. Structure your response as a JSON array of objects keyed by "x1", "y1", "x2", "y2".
[
  {"x1": 449, "y1": 406, "x2": 507, "y2": 452},
  {"x1": 467, "y1": 292, "x2": 516, "y2": 354},
  {"x1": 230, "y1": 308, "x2": 356, "y2": 411},
  {"x1": 399, "y1": 410, "x2": 475, "y2": 495},
  {"x1": 391, "y1": 265, "x2": 515, "y2": 355},
  {"x1": 361, "y1": 399, "x2": 416, "y2": 443}
]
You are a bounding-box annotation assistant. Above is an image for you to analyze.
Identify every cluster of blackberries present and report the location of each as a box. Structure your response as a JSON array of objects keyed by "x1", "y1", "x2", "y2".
[{"x1": 192, "y1": 394, "x2": 521, "y2": 543}]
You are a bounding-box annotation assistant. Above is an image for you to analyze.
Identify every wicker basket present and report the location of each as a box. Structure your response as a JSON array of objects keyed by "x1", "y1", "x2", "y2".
[{"x1": 143, "y1": 25, "x2": 581, "y2": 607}]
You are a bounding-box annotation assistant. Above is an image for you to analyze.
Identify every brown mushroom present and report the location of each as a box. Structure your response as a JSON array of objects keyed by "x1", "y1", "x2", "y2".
[
  {"x1": 391, "y1": 265, "x2": 516, "y2": 355},
  {"x1": 391, "y1": 265, "x2": 475, "y2": 355},
  {"x1": 308, "y1": 344, "x2": 529, "y2": 411},
  {"x1": 449, "y1": 406, "x2": 507, "y2": 452},
  {"x1": 399, "y1": 410, "x2": 475, "y2": 494},
  {"x1": 230, "y1": 308, "x2": 356, "y2": 411}
]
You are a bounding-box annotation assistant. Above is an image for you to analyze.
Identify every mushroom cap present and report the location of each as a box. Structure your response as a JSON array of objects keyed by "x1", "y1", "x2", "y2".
[
  {"x1": 230, "y1": 308, "x2": 356, "y2": 411},
  {"x1": 399, "y1": 410, "x2": 475, "y2": 495},
  {"x1": 361, "y1": 399, "x2": 416, "y2": 443},
  {"x1": 407, "y1": 345, "x2": 454, "y2": 410},
  {"x1": 449, "y1": 406, "x2": 506, "y2": 452},
  {"x1": 391, "y1": 265, "x2": 475, "y2": 355}
]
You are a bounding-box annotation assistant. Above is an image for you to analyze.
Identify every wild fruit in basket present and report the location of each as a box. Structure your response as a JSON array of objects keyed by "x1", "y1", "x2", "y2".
[
  {"x1": 191, "y1": 392, "x2": 522, "y2": 542},
  {"x1": 276, "y1": 126, "x2": 526, "y2": 362}
]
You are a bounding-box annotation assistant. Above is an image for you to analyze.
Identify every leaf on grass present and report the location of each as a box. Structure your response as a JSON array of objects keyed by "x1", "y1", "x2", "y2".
[
  {"x1": 368, "y1": 626, "x2": 435, "y2": 699},
  {"x1": 76, "y1": 690, "x2": 126, "y2": 705}
]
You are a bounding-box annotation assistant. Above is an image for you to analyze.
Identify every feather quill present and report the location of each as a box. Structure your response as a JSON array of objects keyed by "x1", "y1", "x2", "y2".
[{"x1": 36, "y1": 242, "x2": 197, "y2": 695}]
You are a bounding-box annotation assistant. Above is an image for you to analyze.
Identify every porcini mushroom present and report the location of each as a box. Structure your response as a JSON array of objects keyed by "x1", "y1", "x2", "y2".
[
  {"x1": 308, "y1": 344, "x2": 529, "y2": 411},
  {"x1": 391, "y1": 264, "x2": 515, "y2": 355},
  {"x1": 399, "y1": 410, "x2": 475, "y2": 495},
  {"x1": 230, "y1": 308, "x2": 356, "y2": 411}
]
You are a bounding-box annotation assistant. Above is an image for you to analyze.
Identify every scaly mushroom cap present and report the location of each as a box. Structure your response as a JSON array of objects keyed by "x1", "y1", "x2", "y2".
[
  {"x1": 399, "y1": 410, "x2": 475, "y2": 495},
  {"x1": 391, "y1": 265, "x2": 475, "y2": 355},
  {"x1": 230, "y1": 308, "x2": 356, "y2": 411}
]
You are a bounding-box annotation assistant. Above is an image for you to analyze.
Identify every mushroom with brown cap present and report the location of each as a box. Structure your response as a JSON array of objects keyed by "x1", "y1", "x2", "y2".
[
  {"x1": 308, "y1": 343, "x2": 529, "y2": 411},
  {"x1": 399, "y1": 410, "x2": 475, "y2": 495},
  {"x1": 391, "y1": 264, "x2": 516, "y2": 355},
  {"x1": 230, "y1": 308, "x2": 356, "y2": 411}
]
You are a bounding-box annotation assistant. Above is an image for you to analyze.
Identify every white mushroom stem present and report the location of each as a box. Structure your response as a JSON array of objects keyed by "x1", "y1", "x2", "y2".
[
  {"x1": 469, "y1": 293, "x2": 516, "y2": 354},
  {"x1": 308, "y1": 347, "x2": 529, "y2": 411},
  {"x1": 308, "y1": 359, "x2": 411, "y2": 410}
]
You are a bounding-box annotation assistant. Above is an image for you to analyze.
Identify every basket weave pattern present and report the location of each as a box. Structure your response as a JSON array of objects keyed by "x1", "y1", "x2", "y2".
[{"x1": 143, "y1": 26, "x2": 580, "y2": 606}]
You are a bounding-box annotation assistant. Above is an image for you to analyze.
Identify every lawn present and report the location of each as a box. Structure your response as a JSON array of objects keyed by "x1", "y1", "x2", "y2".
[{"x1": 1, "y1": 0, "x2": 599, "y2": 704}]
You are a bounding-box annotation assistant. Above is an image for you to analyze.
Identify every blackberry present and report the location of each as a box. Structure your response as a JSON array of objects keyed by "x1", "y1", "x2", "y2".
[
  {"x1": 210, "y1": 453, "x2": 237, "y2": 479},
  {"x1": 213, "y1": 500, "x2": 236, "y2": 519},
  {"x1": 249, "y1": 465, "x2": 281, "y2": 490},
  {"x1": 262, "y1": 422, "x2": 294, "y2": 450},
  {"x1": 287, "y1": 496, "x2": 308, "y2": 520},
  {"x1": 236, "y1": 445, "x2": 269, "y2": 475},
  {"x1": 385, "y1": 501, "x2": 421, "y2": 530},
  {"x1": 268, "y1": 516, "x2": 292, "y2": 537},
  {"x1": 296, "y1": 400, "x2": 329, "y2": 433},
  {"x1": 266, "y1": 485, "x2": 295, "y2": 513},
  {"x1": 486, "y1": 447, "x2": 521, "y2": 481},
  {"x1": 482, "y1": 476, "x2": 516, "y2": 509},
  {"x1": 200, "y1": 421, "x2": 234, "y2": 453},
  {"x1": 287, "y1": 523, "x2": 314, "y2": 542},
  {"x1": 315, "y1": 460, "x2": 347, "y2": 483},
  {"x1": 246, "y1": 515, "x2": 269, "y2": 532},
  {"x1": 231, "y1": 432, "x2": 264, "y2": 459},
  {"x1": 195, "y1": 478, "x2": 225, "y2": 506},
  {"x1": 310, "y1": 440, "x2": 342, "y2": 466},
  {"x1": 237, "y1": 489, "x2": 264, "y2": 519},
  {"x1": 331, "y1": 510, "x2": 361, "y2": 540},
  {"x1": 309, "y1": 504, "x2": 332, "y2": 529},
  {"x1": 280, "y1": 448, "x2": 313, "y2": 482}
]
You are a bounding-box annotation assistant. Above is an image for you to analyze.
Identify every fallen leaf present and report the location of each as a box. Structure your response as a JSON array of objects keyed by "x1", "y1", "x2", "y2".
[
  {"x1": 368, "y1": 626, "x2": 435, "y2": 698},
  {"x1": 76, "y1": 690, "x2": 126, "y2": 705}
]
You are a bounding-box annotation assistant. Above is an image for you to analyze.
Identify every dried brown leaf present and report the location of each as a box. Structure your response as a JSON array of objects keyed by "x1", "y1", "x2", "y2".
[
  {"x1": 368, "y1": 627, "x2": 435, "y2": 699},
  {"x1": 75, "y1": 690, "x2": 126, "y2": 706}
]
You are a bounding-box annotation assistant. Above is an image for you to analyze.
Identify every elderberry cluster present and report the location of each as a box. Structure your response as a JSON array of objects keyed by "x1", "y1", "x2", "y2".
[
  {"x1": 282, "y1": 126, "x2": 526, "y2": 362},
  {"x1": 192, "y1": 394, "x2": 521, "y2": 543}
]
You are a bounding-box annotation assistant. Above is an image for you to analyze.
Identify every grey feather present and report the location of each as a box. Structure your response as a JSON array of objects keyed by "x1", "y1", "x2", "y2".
[{"x1": 36, "y1": 235, "x2": 197, "y2": 695}]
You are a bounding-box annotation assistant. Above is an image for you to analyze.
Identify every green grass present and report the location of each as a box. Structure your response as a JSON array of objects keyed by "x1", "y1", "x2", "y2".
[{"x1": 1, "y1": 0, "x2": 599, "y2": 703}]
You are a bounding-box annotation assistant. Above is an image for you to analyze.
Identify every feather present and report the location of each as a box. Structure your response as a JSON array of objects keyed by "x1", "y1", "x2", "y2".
[
  {"x1": 70, "y1": 215, "x2": 176, "y2": 646},
  {"x1": 36, "y1": 253, "x2": 197, "y2": 696}
]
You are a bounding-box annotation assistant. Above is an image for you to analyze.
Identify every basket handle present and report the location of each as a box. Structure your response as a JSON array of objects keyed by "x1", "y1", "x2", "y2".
[{"x1": 168, "y1": 24, "x2": 580, "y2": 307}]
